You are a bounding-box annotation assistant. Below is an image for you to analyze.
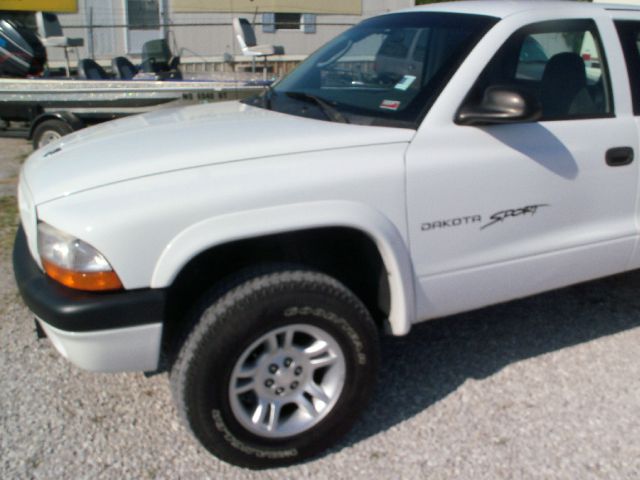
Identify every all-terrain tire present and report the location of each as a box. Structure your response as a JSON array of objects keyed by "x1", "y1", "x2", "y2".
[{"x1": 170, "y1": 269, "x2": 380, "y2": 469}]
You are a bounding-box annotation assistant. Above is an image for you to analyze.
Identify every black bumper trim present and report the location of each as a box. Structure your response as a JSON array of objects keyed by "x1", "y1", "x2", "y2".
[{"x1": 13, "y1": 226, "x2": 167, "y2": 333}]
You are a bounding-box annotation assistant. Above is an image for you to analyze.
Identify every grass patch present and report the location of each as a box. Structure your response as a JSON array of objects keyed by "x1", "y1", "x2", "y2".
[{"x1": 0, "y1": 196, "x2": 19, "y2": 259}]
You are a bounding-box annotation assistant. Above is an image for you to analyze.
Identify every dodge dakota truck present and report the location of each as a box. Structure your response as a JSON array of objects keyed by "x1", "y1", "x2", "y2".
[{"x1": 13, "y1": 0, "x2": 640, "y2": 468}]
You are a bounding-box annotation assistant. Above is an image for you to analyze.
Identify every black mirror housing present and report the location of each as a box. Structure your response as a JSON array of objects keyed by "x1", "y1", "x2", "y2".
[{"x1": 456, "y1": 86, "x2": 542, "y2": 126}]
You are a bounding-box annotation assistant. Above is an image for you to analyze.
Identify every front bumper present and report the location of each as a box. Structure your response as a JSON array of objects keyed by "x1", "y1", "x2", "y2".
[{"x1": 13, "y1": 226, "x2": 166, "y2": 372}]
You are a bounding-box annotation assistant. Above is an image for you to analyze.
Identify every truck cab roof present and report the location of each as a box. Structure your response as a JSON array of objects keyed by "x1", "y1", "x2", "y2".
[{"x1": 403, "y1": 1, "x2": 640, "y2": 19}]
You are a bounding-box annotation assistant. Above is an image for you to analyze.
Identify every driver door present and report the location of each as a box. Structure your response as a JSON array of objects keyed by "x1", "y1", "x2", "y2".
[{"x1": 406, "y1": 18, "x2": 639, "y2": 320}]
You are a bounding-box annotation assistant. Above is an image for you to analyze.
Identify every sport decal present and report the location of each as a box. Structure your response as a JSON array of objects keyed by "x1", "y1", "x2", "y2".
[
  {"x1": 480, "y1": 204, "x2": 549, "y2": 230},
  {"x1": 421, "y1": 204, "x2": 550, "y2": 232}
]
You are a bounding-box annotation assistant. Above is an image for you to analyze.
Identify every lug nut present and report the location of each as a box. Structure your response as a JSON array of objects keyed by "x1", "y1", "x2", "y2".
[
  {"x1": 275, "y1": 387, "x2": 285, "y2": 395},
  {"x1": 268, "y1": 364, "x2": 278, "y2": 374},
  {"x1": 290, "y1": 381, "x2": 299, "y2": 390},
  {"x1": 264, "y1": 379, "x2": 274, "y2": 388},
  {"x1": 284, "y1": 357, "x2": 293, "y2": 368},
  {"x1": 294, "y1": 367, "x2": 303, "y2": 375}
]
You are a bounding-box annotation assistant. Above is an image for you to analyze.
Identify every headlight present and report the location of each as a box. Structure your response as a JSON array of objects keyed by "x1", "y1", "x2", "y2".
[{"x1": 37, "y1": 222, "x2": 123, "y2": 291}]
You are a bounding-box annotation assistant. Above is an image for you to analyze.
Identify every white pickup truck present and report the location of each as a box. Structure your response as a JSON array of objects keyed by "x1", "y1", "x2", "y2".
[{"x1": 13, "y1": 0, "x2": 640, "y2": 469}]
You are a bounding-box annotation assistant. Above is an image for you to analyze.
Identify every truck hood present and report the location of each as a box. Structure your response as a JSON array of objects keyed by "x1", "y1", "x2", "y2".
[{"x1": 23, "y1": 101, "x2": 414, "y2": 205}]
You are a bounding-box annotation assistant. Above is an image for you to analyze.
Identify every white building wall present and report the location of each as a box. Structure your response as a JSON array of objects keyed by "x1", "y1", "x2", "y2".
[
  {"x1": 53, "y1": 0, "x2": 413, "y2": 63},
  {"x1": 83, "y1": 0, "x2": 122, "y2": 58},
  {"x1": 48, "y1": 0, "x2": 123, "y2": 62}
]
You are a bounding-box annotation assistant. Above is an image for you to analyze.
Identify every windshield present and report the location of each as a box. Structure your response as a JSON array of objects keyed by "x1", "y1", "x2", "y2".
[{"x1": 244, "y1": 12, "x2": 497, "y2": 128}]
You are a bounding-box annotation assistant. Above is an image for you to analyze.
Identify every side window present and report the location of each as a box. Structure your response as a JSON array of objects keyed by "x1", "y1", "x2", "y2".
[
  {"x1": 466, "y1": 20, "x2": 612, "y2": 120},
  {"x1": 615, "y1": 21, "x2": 640, "y2": 115}
]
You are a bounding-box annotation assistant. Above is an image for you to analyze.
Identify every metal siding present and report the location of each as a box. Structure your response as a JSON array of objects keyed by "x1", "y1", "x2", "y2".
[
  {"x1": 85, "y1": 0, "x2": 119, "y2": 58},
  {"x1": 52, "y1": 0, "x2": 414, "y2": 60},
  {"x1": 53, "y1": 0, "x2": 120, "y2": 61}
]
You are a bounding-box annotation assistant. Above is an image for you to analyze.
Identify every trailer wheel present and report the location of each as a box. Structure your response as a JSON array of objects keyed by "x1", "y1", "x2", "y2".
[{"x1": 32, "y1": 119, "x2": 74, "y2": 150}]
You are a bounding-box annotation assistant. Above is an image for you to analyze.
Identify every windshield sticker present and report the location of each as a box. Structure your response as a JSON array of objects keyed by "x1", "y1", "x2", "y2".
[
  {"x1": 394, "y1": 75, "x2": 417, "y2": 91},
  {"x1": 380, "y1": 100, "x2": 401, "y2": 111}
]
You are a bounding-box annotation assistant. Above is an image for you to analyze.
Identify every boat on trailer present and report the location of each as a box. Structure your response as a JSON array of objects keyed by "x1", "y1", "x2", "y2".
[
  {"x1": 0, "y1": 14, "x2": 265, "y2": 148},
  {"x1": 0, "y1": 76, "x2": 263, "y2": 147}
]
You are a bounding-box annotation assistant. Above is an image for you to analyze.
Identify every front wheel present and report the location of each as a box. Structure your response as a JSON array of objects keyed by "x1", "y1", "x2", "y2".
[{"x1": 170, "y1": 269, "x2": 380, "y2": 469}]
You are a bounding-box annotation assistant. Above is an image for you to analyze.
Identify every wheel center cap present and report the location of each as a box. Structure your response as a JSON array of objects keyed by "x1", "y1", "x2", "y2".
[{"x1": 260, "y1": 354, "x2": 308, "y2": 397}]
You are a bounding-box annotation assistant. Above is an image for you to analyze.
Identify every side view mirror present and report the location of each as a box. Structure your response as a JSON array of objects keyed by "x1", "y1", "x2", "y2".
[{"x1": 456, "y1": 86, "x2": 542, "y2": 126}]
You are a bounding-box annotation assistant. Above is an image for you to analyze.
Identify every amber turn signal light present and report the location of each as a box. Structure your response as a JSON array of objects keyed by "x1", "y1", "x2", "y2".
[{"x1": 42, "y1": 259, "x2": 123, "y2": 292}]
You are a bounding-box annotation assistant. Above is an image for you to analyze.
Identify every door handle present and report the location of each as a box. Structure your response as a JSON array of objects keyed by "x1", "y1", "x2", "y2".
[{"x1": 606, "y1": 147, "x2": 634, "y2": 167}]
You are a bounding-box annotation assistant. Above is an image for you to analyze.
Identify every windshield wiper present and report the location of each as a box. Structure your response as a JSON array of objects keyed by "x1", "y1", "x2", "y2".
[{"x1": 284, "y1": 91, "x2": 349, "y2": 124}]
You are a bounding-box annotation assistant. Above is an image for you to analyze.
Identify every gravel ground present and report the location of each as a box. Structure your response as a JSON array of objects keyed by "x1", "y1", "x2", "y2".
[{"x1": 1, "y1": 137, "x2": 639, "y2": 479}]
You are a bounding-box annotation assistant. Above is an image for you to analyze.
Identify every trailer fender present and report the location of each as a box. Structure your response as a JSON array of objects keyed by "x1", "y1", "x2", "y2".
[
  {"x1": 28, "y1": 111, "x2": 84, "y2": 140},
  {"x1": 29, "y1": 112, "x2": 84, "y2": 149}
]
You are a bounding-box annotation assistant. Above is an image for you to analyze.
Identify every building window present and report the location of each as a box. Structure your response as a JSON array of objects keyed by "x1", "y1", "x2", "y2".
[
  {"x1": 127, "y1": 0, "x2": 160, "y2": 30},
  {"x1": 263, "y1": 13, "x2": 316, "y2": 33},
  {"x1": 275, "y1": 13, "x2": 301, "y2": 30}
]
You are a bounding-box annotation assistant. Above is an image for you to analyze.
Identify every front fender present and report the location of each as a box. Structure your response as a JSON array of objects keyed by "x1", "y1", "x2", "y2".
[{"x1": 152, "y1": 200, "x2": 415, "y2": 336}]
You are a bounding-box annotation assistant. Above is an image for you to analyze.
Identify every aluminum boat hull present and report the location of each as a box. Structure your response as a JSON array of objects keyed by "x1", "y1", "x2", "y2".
[{"x1": 0, "y1": 78, "x2": 262, "y2": 120}]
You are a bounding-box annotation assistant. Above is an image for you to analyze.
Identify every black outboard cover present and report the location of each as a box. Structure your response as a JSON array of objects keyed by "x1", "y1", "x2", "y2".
[{"x1": 0, "y1": 18, "x2": 46, "y2": 77}]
